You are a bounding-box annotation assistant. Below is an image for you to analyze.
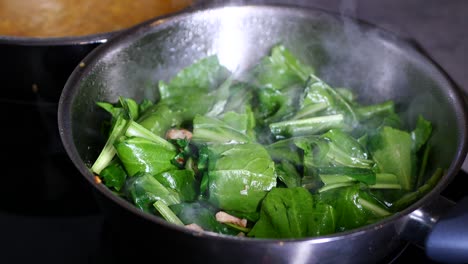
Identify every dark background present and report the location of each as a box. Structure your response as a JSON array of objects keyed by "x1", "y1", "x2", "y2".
[{"x1": 0, "y1": 1, "x2": 466, "y2": 263}]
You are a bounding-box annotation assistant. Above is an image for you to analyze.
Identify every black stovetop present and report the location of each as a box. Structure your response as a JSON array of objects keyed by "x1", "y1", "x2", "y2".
[
  {"x1": 1, "y1": 95, "x2": 467, "y2": 264},
  {"x1": 0, "y1": 1, "x2": 466, "y2": 263}
]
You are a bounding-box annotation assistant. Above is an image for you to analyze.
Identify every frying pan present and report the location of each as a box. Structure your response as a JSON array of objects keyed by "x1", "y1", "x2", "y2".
[{"x1": 58, "y1": 4, "x2": 468, "y2": 263}]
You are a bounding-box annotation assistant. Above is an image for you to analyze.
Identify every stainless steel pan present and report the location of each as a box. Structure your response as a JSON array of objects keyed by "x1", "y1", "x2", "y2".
[{"x1": 58, "y1": 4, "x2": 468, "y2": 263}]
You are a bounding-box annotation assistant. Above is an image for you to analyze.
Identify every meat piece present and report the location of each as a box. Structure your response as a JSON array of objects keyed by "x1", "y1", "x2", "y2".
[
  {"x1": 166, "y1": 128, "x2": 193, "y2": 140},
  {"x1": 185, "y1": 223, "x2": 204, "y2": 232},
  {"x1": 94, "y1": 175, "x2": 102, "y2": 184},
  {"x1": 215, "y1": 211, "x2": 247, "y2": 228}
]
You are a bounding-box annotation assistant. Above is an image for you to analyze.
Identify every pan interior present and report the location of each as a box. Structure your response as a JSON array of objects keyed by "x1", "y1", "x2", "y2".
[{"x1": 61, "y1": 5, "x2": 466, "y2": 237}]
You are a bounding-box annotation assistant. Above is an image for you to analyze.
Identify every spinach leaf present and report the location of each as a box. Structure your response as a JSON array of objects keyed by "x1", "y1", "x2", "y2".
[
  {"x1": 221, "y1": 109, "x2": 257, "y2": 140},
  {"x1": 252, "y1": 44, "x2": 314, "y2": 90},
  {"x1": 248, "y1": 187, "x2": 335, "y2": 238},
  {"x1": 138, "y1": 98, "x2": 154, "y2": 114},
  {"x1": 321, "y1": 129, "x2": 371, "y2": 161},
  {"x1": 137, "y1": 55, "x2": 231, "y2": 136},
  {"x1": 154, "y1": 169, "x2": 198, "y2": 202},
  {"x1": 137, "y1": 103, "x2": 182, "y2": 137},
  {"x1": 368, "y1": 126, "x2": 414, "y2": 190},
  {"x1": 411, "y1": 115, "x2": 433, "y2": 152},
  {"x1": 318, "y1": 185, "x2": 386, "y2": 231},
  {"x1": 255, "y1": 85, "x2": 303, "y2": 124},
  {"x1": 276, "y1": 160, "x2": 302, "y2": 188},
  {"x1": 204, "y1": 142, "x2": 277, "y2": 213},
  {"x1": 115, "y1": 137, "x2": 178, "y2": 176},
  {"x1": 96, "y1": 96, "x2": 140, "y2": 122},
  {"x1": 192, "y1": 114, "x2": 254, "y2": 144},
  {"x1": 302, "y1": 76, "x2": 358, "y2": 126},
  {"x1": 265, "y1": 137, "x2": 303, "y2": 165},
  {"x1": 295, "y1": 131, "x2": 374, "y2": 170},
  {"x1": 219, "y1": 82, "x2": 255, "y2": 116},
  {"x1": 293, "y1": 81, "x2": 335, "y2": 120},
  {"x1": 96, "y1": 101, "x2": 122, "y2": 120},
  {"x1": 100, "y1": 159, "x2": 127, "y2": 191},
  {"x1": 158, "y1": 55, "x2": 230, "y2": 99},
  {"x1": 125, "y1": 120, "x2": 176, "y2": 151},
  {"x1": 119, "y1": 96, "x2": 140, "y2": 120},
  {"x1": 125, "y1": 172, "x2": 181, "y2": 213}
]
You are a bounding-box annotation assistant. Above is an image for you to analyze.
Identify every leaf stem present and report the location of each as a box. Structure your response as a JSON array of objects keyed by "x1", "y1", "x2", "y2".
[{"x1": 153, "y1": 200, "x2": 184, "y2": 226}]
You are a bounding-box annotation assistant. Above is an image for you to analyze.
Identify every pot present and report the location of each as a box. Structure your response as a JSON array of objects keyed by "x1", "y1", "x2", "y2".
[
  {"x1": 0, "y1": 1, "x2": 202, "y2": 214},
  {"x1": 58, "y1": 4, "x2": 468, "y2": 263}
]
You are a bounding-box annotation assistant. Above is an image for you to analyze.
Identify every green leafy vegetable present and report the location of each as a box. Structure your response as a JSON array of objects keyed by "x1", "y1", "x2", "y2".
[
  {"x1": 90, "y1": 44, "x2": 442, "y2": 239},
  {"x1": 115, "y1": 137, "x2": 178, "y2": 176},
  {"x1": 154, "y1": 170, "x2": 198, "y2": 202},
  {"x1": 248, "y1": 187, "x2": 335, "y2": 238},
  {"x1": 125, "y1": 172, "x2": 181, "y2": 213},
  {"x1": 203, "y1": 142, "x2": 276, "y2": 213},
  {"x1": 368, "y1": 126, "x2": 413, "y2": 190},
  {"x1": 252, "y1": 45, "x2": 314, "y2": 90},
  {"x1": 99, "y1": 159, "x2": 127, "y2": 191}
]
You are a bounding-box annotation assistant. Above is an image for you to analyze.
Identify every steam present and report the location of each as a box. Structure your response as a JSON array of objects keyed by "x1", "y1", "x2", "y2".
[
  {"x1": 197, "y1": 0, "x2": 407, "y2": 104},
  {"x1": 305, "y1": 0, "x2": 408, "y2": 105},
  {"x1": 194, "y1": 0, "x2": 440, "y2": 162}
]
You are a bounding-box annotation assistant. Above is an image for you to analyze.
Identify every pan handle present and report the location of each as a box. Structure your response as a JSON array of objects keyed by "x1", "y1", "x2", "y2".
[
  {"x1": 398, "y1": 195, "x2": 468, "y2": 263},
  {"x1": 425, "y1": 196, "x2": 468, "y2": 263}
]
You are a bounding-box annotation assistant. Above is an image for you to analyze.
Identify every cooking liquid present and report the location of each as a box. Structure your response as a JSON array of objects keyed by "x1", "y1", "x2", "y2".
[{"x1": 0, "y1": 0, "x2": 192, "y2": 37}]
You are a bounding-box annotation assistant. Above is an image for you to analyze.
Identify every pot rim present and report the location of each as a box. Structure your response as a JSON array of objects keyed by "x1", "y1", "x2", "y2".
[
  {"x1": 0, "y1": 32, "x2": 112, "y2": 47},
  {"x1": 0, "y1": 0, "x2": 204, "y2": 46},
  {"x1": 58, "y1": 2, "x2": 468, "y2": 244}
]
